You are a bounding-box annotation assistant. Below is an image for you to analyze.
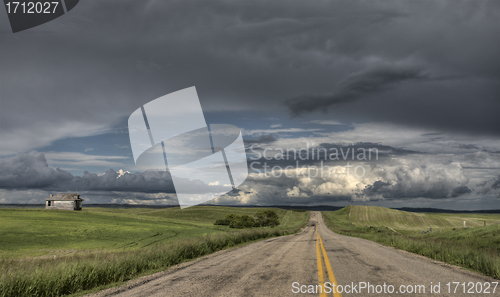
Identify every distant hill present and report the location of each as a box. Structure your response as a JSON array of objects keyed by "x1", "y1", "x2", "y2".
[
  {"x1": 0, "y1": 204, "x2": 498, "y2": 214},
  {"x1": 200, "y1": 205, "x2": 344, "y2": 212},
  {"x1": 339, "y1": 205, "x2": 500, "y2": 231},
  {"x1": 396, "y1": 207, "x2": 500, "y2": 214}
]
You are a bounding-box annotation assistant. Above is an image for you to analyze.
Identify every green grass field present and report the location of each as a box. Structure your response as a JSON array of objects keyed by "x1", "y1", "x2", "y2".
[
  {"x1": 347, "y1": 205, "x2": 500, "y2": 232},
  {"x1": 322, "y1": 206, "x2": 500, "y2": 279},
  {"x1": 0, "y1": 206, "x2": 304, "y2": 259},
  {"x1": 0, "y1": 206, "x2": 309, "y2": 296}
]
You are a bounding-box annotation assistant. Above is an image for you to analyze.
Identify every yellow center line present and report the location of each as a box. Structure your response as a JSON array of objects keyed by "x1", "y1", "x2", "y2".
[
  {"x1": 319, "y1": 235, "x2": 342, "y2": 297},
  {"x1": 316, "y1": 224, "x2": 327, "y2": 297},
  {"x1": 316, "y1": 213, "x2": 343, "y2": 297}
]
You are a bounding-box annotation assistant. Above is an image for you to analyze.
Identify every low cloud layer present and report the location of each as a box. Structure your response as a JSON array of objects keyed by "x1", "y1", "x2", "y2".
[
  {"x1": 477, "y1": 175, "x2": 500, "y2": 198},
  {"x1": 359, "y1": 161, "x2": 471, "y2": 200},
  {"x1": 0, "y1": 151, "x2": 175, "y2": 193},
  {"x1": 227, "y1": 156, "x2": 472, "y2": 204},
  {"x1": 1, "y1": 151, "x2": 488, "y2": 206},
  {"x1": 251, "y1": 122, "x2": 500, "y2": 156},
  {"x1": 0, "y1": 152, "x2": 74, "y2": 188}
]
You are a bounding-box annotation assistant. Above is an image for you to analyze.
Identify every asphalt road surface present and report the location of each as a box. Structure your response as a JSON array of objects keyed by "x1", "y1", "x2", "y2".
[{"x1": 89, "y1": 212, "x2": 498, "y2": 297}]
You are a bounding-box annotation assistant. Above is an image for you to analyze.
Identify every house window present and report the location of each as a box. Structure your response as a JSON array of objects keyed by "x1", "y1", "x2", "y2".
[{"x1": 47, "y1": 201, "x2": 51, "y2": 206}]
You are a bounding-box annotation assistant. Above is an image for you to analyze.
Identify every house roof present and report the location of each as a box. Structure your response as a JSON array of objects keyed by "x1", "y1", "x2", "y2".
[{"x1": 46, "y1": 193, "x2": 83, "y2": 201}]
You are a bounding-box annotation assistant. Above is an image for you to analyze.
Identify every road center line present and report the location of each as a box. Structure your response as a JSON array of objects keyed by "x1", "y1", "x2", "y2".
[
  {"x1": 316, "y1": 213, "x2": 343, "y2": 297},
  {"x1": 316, "y1": 214, "x2": 328, "y2": 297},
  {"x1": 319, "y1": 235, "x2": 342, "y2": 297},
  {"x1": 316, "y1": 233, "x2": 327, "y2": 297}
]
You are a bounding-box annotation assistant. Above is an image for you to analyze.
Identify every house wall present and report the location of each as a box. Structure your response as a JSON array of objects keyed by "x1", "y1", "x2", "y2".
[{"x1": 45, "y1": 200, "x2": 77, "y2": 210}]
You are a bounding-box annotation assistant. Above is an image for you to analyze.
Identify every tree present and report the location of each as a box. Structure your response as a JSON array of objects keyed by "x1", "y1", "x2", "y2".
[
  {"x1": 213, "y1": 211, "x2": 280, "y2": 229},
  {"x1": 214, "y1": 213, "x2": 238, "y2": 225},
  {"x1": 229, "y1": 214, "x2": 256, "y2": 229},
  {"x1": 255, "y1": 210, "x2": 280, "y2": 228}
]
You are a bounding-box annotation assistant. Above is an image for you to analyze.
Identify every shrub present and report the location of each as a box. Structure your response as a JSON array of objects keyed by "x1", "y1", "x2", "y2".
[
  {"x1": 214, "y1": 219, "x2": 230, "y2": 225},
  {"x1": 255, "y1": 210, "x2": 280, "y2": 228},
  {"x1": 213, "y1": 210, "x2": 280, "y2": 229},
  {"x1": 229, "y1": 215, "x2": 256, "y2": 229},
  {"x1": 214, "y1": 214, "x2": 238, "y2": 226}
]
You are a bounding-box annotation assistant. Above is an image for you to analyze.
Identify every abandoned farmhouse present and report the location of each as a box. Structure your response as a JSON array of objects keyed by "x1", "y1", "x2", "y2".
[{"x1": 45, "y1": 193, "x2": 83, "y2": 210}]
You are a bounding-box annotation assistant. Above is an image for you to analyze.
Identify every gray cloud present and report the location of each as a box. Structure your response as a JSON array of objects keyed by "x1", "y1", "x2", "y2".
[
  {"x1": 244, "y1": 134, "x2": 277, "y2": 144},
  {"x1": 1, "y1": 0, "x2": 499, "y2": 156},
  {"x1": 1, "y1": 1, "x2": 499, "y2": 210},
  {"x1": 247, "y1": 142, "x2": 420, "y2": 171},
  {"x1": 0, "y1": 150, "x2": 496, "y2": 205},
  {"x1": 361, "y1": 174, "x2": 472, "y2": 199},
  {"x1": 456, "y1": 144, "x2": 481, "y2": 150},
  {"x1": 477, "y1": 175, "x2": 500, "y2": 198},
  {"x1": 74, "y1": 170, "x2": 175, "y2": 193},
  {"x1": 0, "y1": 152, "x2": 240, "y2": 199},
  {"x1": 0, "y1": 152, "x2": 176, "y2": 193},
  {"x1": 285, "y1": 62, "x2": 427, "y2": 116},
  {"x1": 0, "y1": 152, "x2": 73, "y2": 188},
  {"x1": 223, "y1": 153, "x2": 474, "y2": 205}
]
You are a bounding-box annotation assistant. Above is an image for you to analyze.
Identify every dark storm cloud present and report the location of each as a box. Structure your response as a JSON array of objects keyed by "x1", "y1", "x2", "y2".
[
  {"x1": 247, "y1": 142, "x2": 420, "y2": 170},
  {"x1": 477, "y1": 175, "x2": 500, "y2": 198},
  {"x1": 361, "y1": 180, "x2": 472, "y2": 199},
  {"x1": 456, "y1": 144, "x2": 481, "y2": 150},
  {"x1": 317, "y1": 142, "x2": 420, "y2": 156},
  {"x1": 421, "y1": 133, "x2": 444, "y2": 137},
  {"x1": 0, "y1": 151, "x2": 73, "y2": 188},
  {"x1": 244, "y1": 134, "x2": 277, "y2": 144},
  {"x1": 74, "y1": 170, "x2": 175, "y2": 193},
  {"x1": 285, "y1": 62, "x2": 427, "y2": 116},
  {"x1": 0, "y1": 152, "x2": 176, "y2": 193},
  {"x1": 1, "y1": 0, "x2": 499, "y2": 156}
]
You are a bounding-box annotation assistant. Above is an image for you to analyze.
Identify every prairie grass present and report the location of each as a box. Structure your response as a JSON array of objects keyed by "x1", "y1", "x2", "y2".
[
  {"x1": 322, "y1": 206, "x2": 500, "y2": 279},
  {"x1": 0, "y1": 206, "x2": 293, "y2": 259},
  {"x1": 0, "y1": 207, "x2": 309, "y2": 296},
  {"x1": 0, "y1": 229, "x2": 303, "y2": 297}
]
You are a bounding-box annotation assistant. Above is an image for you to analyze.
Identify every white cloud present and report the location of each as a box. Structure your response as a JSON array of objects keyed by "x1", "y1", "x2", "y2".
[
  {"x1": 243, "y1": 128, "x2": 323, "y2": 136},
  {"x1": 306, "y1": 120, "x2": 345, "y2": 125},
  {"x1": 218, "y1": 154, "x2": 479, "y2": 205},
  {"x1": 286, "y1": 186, "x2": 308, "y2": 197},
  {"x1": 117, "y1": 169, "x2": 131, "y2": 178},
  {"x1": 44, "y1": 152, "x2": 129, "y2": 168}
]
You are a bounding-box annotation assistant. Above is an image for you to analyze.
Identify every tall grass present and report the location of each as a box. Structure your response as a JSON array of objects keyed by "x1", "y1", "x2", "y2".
[
  {"x1": 0, "y1": 227, "x2": 301, "y2": 297},
  {"x1": 322, "y1": 207, "x2": 500, "y2": 279}
]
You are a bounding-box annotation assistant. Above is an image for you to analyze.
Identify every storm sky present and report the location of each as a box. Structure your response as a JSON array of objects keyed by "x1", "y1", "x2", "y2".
[{"x1": 0, "y1": 0, "x2": 499, "y2": 209}]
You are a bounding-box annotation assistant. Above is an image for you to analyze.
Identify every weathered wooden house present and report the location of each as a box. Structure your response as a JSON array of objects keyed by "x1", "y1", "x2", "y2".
[{"x1": 45, "y1": 193, "x2": 83, "y2": 210}]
